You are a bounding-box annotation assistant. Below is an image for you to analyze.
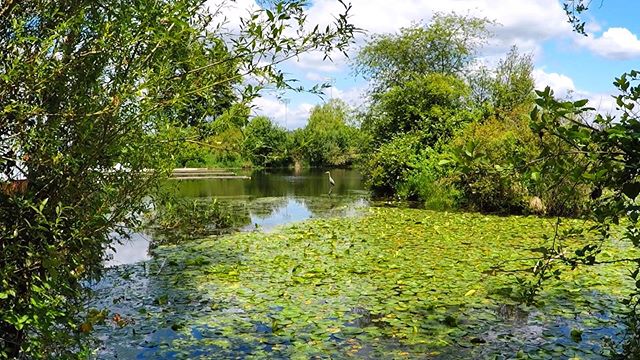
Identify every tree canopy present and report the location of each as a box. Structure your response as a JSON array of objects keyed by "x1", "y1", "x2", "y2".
[
  {"x1": 299, "y1": 99, "x2": 361, "y2": 166},
  {"x1": 354, "y1": 13, "x2": 492, "y2": 94}
]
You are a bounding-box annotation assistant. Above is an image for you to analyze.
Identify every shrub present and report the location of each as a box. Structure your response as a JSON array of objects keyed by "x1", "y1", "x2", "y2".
[
  {"x1": 444, "y1": 115, "x2": 589, "y2": 215},
  {"x1": 398, "y1": 149, "x2": 460, "y2": 210},
  {"x1": 365, "y1": 133, "x2": 423, "y2": 197},
  {"x1": 445, "y1": 116, "x2": 535, "y2": 213}
]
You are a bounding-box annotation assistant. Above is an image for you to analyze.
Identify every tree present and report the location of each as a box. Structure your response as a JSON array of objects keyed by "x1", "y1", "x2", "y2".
[
  {"x1": 492, "y1": 46, "x2": 535, "y2": 114},
  {"x1": 366, "y1": 73, "x2": 471, "y2": 147},
  {"x1": 468, "y1": 46, "x2": 535, "y2": 117},
  {"x1": 354, "y1": 13, "x2": 492, "y2": 94},
  {"x1": 243, "y1": 116, "x2": 290, "y2": 167},
  {"x1": 354, "y1": 14, "x2": 491, "y2": 150},
  {"x1": 299, "y1": 99, "x2": 360, "y2": 166},
  {"x1": 172, "y1": 104, "x2": 251, "y2": 168},
  {"x1": 0, "y1": 0, "x2": 356, "y2": 357},
  {"x1": 355, "y1": 13, "x2": 492, "y2": 199}
]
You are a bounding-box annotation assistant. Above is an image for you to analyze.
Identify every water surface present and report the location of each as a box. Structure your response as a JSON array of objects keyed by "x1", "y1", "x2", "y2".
[{"x1": 107, "y1": 168, "x2": 368, "y2": 266}]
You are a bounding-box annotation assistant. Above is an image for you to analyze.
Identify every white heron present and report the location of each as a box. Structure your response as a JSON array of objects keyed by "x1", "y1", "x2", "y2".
[{"x1": 325, "y1": 170, "x2": 335, "y2": 195}]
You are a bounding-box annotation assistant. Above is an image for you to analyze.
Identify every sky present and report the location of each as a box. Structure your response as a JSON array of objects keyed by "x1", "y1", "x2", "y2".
[{"x1": 211, "y1": 0, "x2": 640, "y2": 129}]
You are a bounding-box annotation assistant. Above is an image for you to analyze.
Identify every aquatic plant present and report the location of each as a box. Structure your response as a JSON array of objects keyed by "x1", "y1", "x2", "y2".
[{"x1": 92, "y1": 207, "x2": 635, "y2": 358}]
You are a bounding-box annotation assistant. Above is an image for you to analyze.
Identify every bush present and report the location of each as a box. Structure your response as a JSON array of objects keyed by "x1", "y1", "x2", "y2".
[
  {"x1": 0, "y1": 0, "x2": 356, "y2": 356},
  {"x1": 443, "y1": 115, "x2": 589, "y2": 215},
  {"x1": 398, "y1": 149, "x2": 460, "y2": 210},
  {"x1": 365, "y1": 133, "x2": 423, "y2": 197},
  {"x1": 445, "y1": 116, "x2": 535, "y2": 213}
]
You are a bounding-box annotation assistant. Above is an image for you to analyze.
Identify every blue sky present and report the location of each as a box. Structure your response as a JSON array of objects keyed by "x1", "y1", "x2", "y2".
[{"x1": 213, "y1": 0, "x2": 640, "y2": 128}]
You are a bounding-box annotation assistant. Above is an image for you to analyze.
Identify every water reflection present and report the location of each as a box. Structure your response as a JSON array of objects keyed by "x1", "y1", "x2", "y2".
[
  {"x1": 108, "y1": 169, "x2": 368, "y2": 266},
  {"x1": 242, "y1": 197, "x2": 369, "y2": 232},
  {"x1": 105, "y1": 232, "x2": 152, "y2": 267},
  {"x1": 174, "y1": 168, "x2": 364, "y2": 198},
  {"x1": 243, "y1": 198, "x2": 312, "y2": 231}
]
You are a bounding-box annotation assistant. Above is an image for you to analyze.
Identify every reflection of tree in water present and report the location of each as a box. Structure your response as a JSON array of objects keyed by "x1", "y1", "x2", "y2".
[
  {"x1": 143, "y1": 194, "x2": 368, "y2": 247},
  {"x1": 145, "y1": 169, "x2": 368, "y2": 245},
  {"x1": 145, "y1": 199, "x2": 251, "y2": 246},
  {"x1": 245, "y1": 197, "x2": 289, "y2": 218},
  {"x1": 233, "y1": 194, "x2": 369, "y2": 223},
  {"x1": 174, "y1": 168, "x2": 365, "y2": 199},
  {"x1": 297, "y1": 195, "x2": 368, "y2": 218}
]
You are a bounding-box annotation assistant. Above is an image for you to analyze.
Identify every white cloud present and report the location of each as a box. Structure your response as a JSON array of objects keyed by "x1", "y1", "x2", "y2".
[
  {"x1": 251, "y1": 96, "x2": 314, "y2": 129},
  {"x1": 204, "y1": 0, "x2": 259, "y2": 31},
  {"x1": 290, "y1": 50, "x2": 346, "y2": 73},
  {"x1": 305, "y1": 0, "x2": 572, "y2": 57},
  {"x1": 586, "y1": 93, "x2": 617, "y2": 115},
  {"x1": 305, "y1": 72, "x2": 327, "y2": 82},
  {"x1": 206, "y1": 0, "x2": 582, "y2": 89},
  {"x1": 250, "y1": 85, "x2": 366, "y2": 129},
  {"x1": 205, "y1": 0, "x2": 628, "y2": 126},
  {"x1": 322, "y1": 85, "x2": 367, "y2": 109},
  {"x1": 577, "y1": 27, "x2": 640, "y2": 60},
  {"x1": 533, "y1": 69, "x2": 618, "y2": 116},
  {"x1": 584, "y1": 20, "x2": 602, "y2": 34},
  {"x1": 533, "y1": 69, "x2": 577, "y2": 98}
]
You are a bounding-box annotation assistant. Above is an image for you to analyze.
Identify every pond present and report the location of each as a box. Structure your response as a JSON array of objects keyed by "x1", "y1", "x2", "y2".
[
  {"x1": 105, "y1": 168, "x2": 368, "y2": 266},
  {"x1": 91, "y1": 169, "x2": 635, "y2": 359}
]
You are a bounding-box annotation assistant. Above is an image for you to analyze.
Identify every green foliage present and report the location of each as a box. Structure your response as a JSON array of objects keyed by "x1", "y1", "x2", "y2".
[
  {"x1": 171, "y1": 127, "x2": 248, "y2": 169},
  {"x1": 243, "y1": 116, "x2": 291, "y2": 167},
  {"x1": 365, "y1": 134, "x2": 423, "y2": 196},
  {"x1": 447, "y1": 117, "x2": 537, "y2": 213},
  {"x1": 0, "y1": 0, "x2": 356, "y2": 357},
  {"x1": 562, "y1": 0, "x2": 591, "y2": 34},
  {"x1": 357, "y1": 36, "x2": 548, "y2": 215},
  {"x1": 532, "y1": 79, "x2": 640, "y2": 355},
  {"x1": 467, "y1": 46, "x2": 535, "y2": 117},
  {"x1": 171, "y1": 104, "x2": 250, "y2": 168},
  {"x1": 441, "y1": 47, "x2": 588, "y2": 216},
  {"x1": 491, "y1": 46, "x2": 536, "y2": 114},
  {"x1": 367, "y1": 73, "x2": 472, "y2": 147},
  {"x1": 355, "y1": 13, "x2": 492, "y2": 93},
  {"x1": 298, "y1": 99, "x2": 362, "y2": 167},
  {"x1": 422, "y1": 111, "x2": 588, "y2": 216},
  {"x1": 398, "y1": 149, "x2": 460, "y2": 210},
  {"x1": 356, "y1": 14, "x2": 537, "y2": 208},
  {"x1": 355, "y1": 12, "x2": 491, "y2": 156}
]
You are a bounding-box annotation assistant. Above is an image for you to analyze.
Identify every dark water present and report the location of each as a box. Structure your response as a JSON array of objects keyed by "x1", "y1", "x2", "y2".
[
  {"x1": 106, "y1": 168, "x2": 368, "y2": 266},
  {"x1": 175, "y1": 168, "x2": 364, "y2": 198}
]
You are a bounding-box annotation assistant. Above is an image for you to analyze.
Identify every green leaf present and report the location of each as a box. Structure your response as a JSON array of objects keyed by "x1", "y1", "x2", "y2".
[
  {"x1": 530, "y1": 171, "x2": 540, "y2": 182},
  {"x1": 570, "y1": 328, "x2": 583, "y2": 342},
  {"x1": 573, "y1": 99, "x2": 588, "y2": 107}
]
